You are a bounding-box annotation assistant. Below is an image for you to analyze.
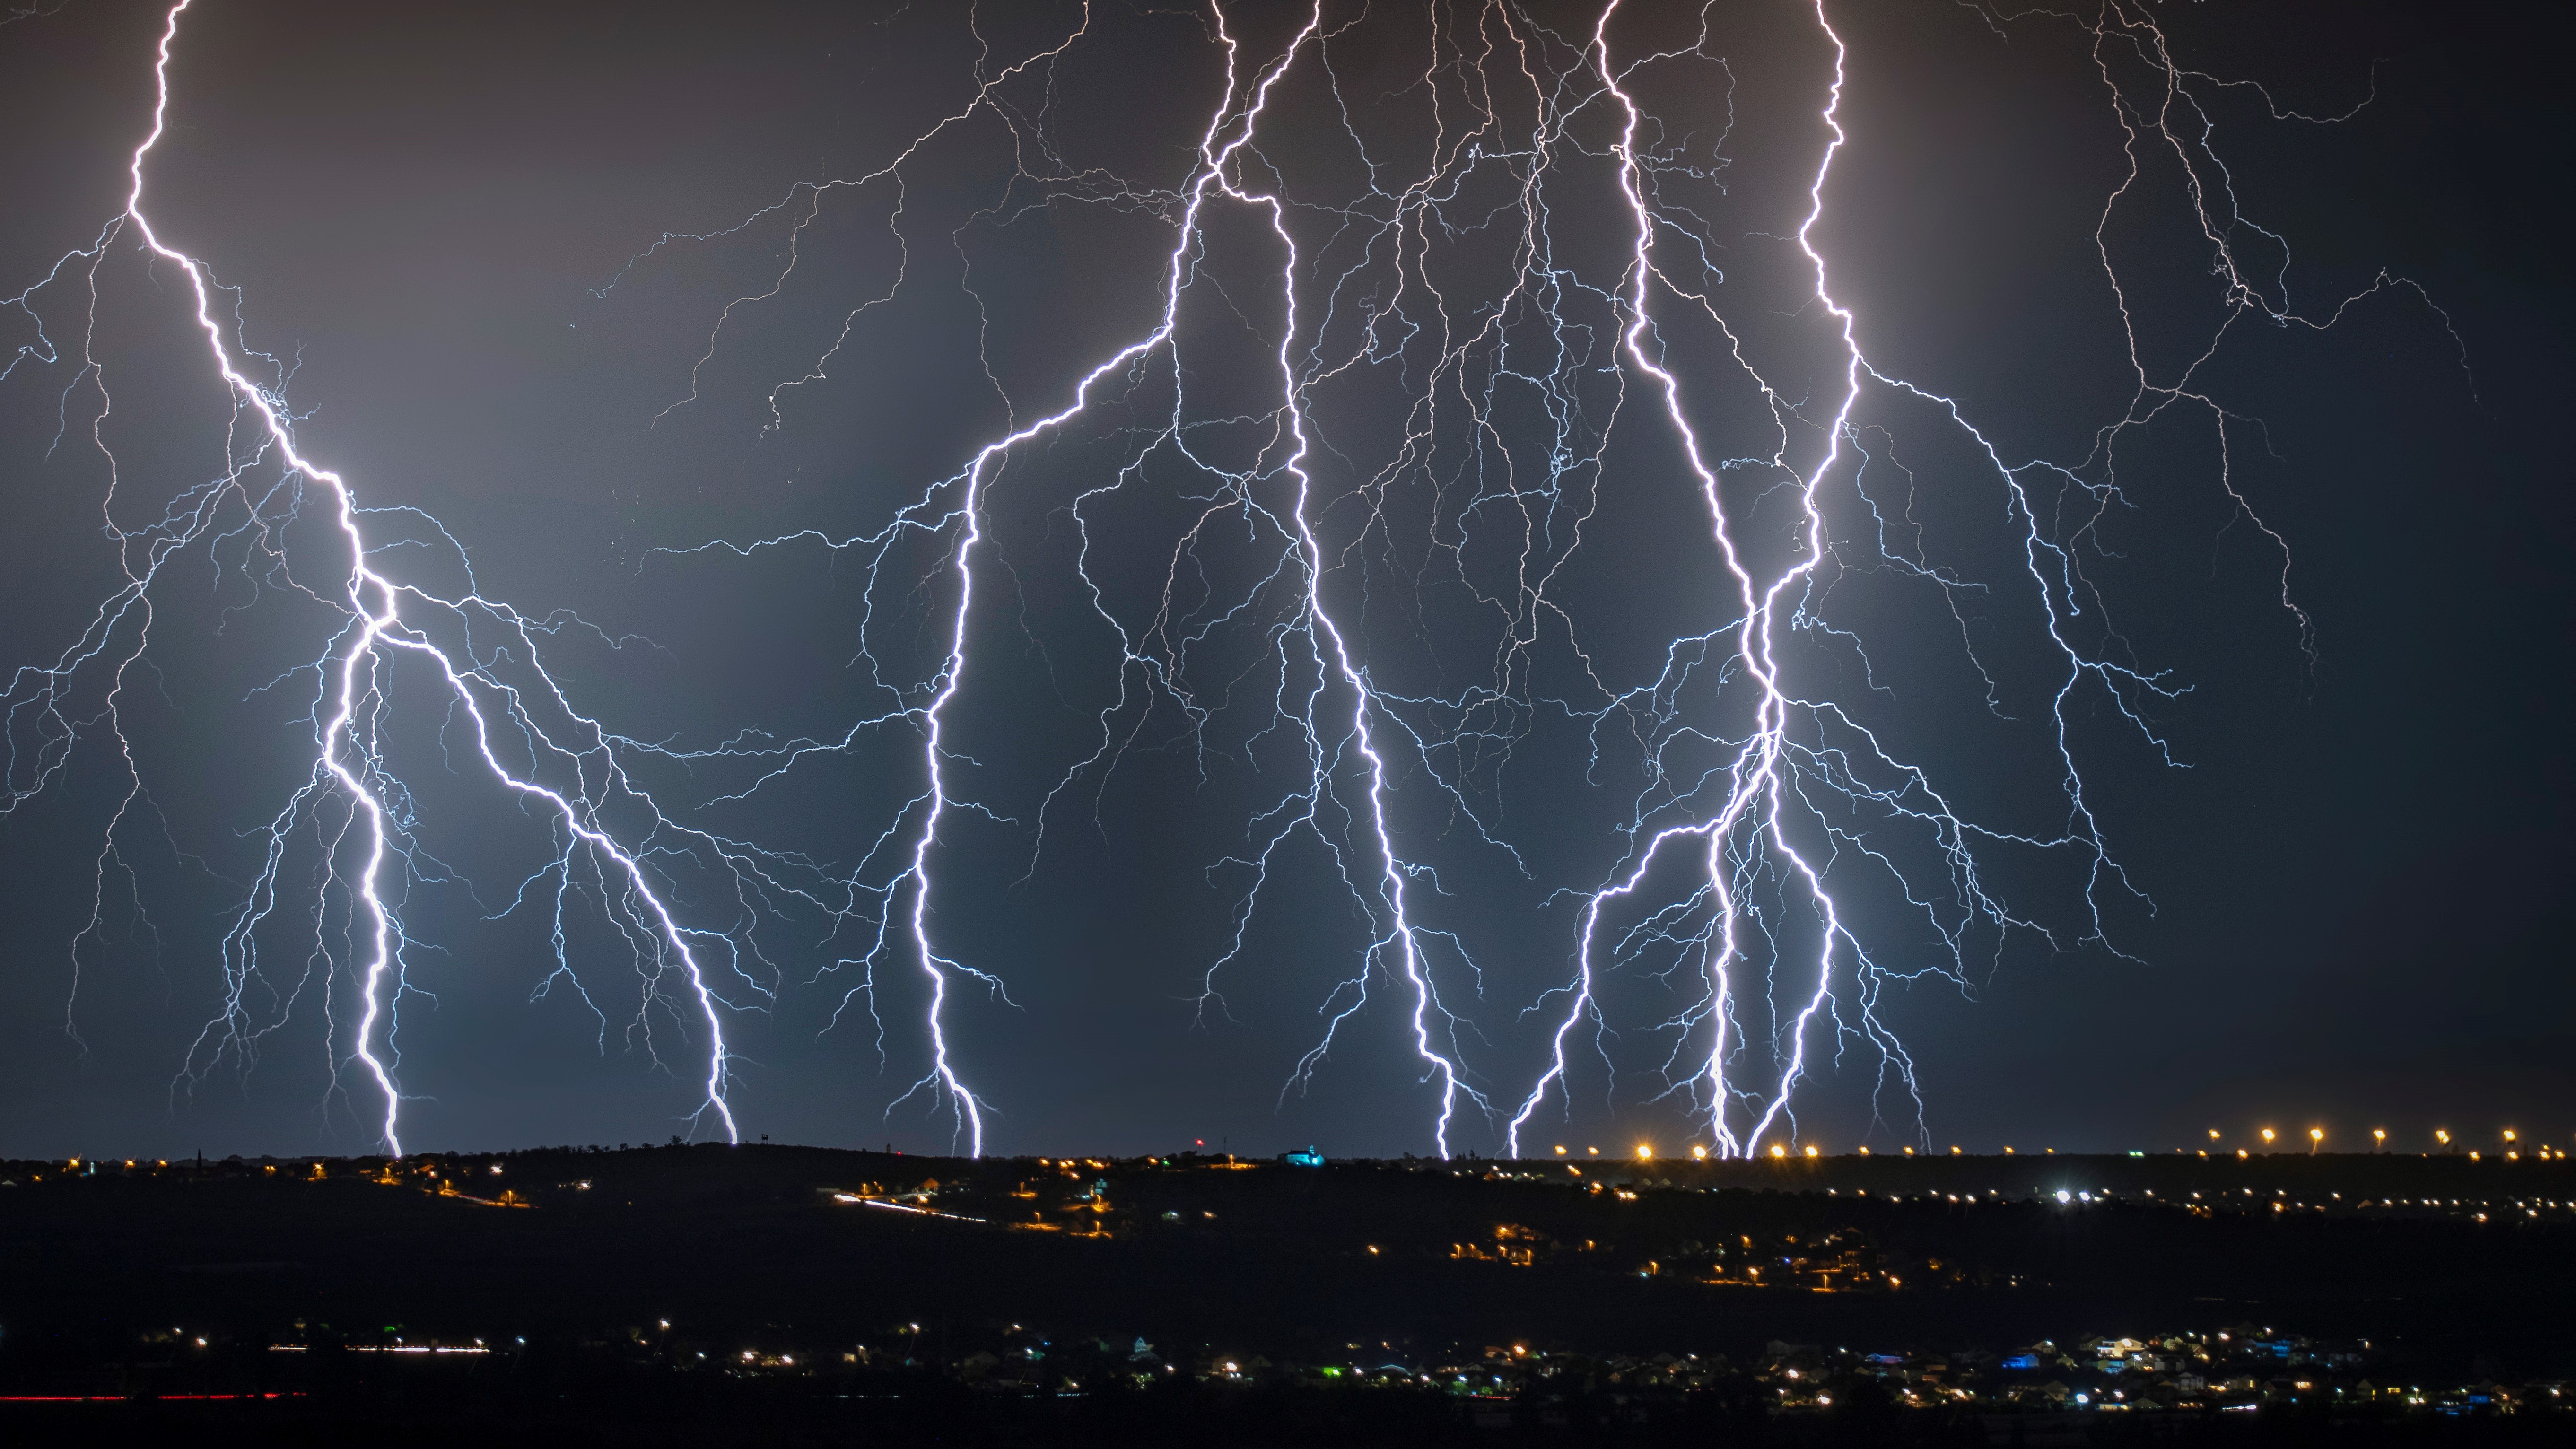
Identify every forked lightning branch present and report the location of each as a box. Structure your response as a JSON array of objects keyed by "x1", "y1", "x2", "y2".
[{"x1": 1, "y1": 1, "x2": 2448, "y2": 1157}]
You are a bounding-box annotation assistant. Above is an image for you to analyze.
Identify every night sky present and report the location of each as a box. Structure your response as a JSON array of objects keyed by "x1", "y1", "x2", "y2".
[{"x1": 0, "y1": 0, "x2": 2564, "y2": 1162}]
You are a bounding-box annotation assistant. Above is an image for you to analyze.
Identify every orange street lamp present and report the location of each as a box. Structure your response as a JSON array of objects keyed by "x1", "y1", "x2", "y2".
[{"x1": 2308, "y1": 1128, "x2": 2324, "y2": 1154}]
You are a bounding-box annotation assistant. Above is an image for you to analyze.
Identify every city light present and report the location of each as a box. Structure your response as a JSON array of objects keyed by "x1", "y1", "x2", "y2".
[
  {"x1": 16, "y1": 1131, "x2": 2568, "y2": 1410},
  {"x1": 1636, "y1": 1144, "x2": 1654, "y2": 1161}
]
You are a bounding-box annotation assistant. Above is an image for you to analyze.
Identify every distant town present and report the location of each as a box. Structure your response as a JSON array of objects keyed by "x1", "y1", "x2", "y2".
[{"x1": 4, "y1": 1144, "x2": 2572, "y2": 1440}]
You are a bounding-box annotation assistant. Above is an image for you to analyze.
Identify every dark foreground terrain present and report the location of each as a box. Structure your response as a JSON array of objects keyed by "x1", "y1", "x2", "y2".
[{"x1": 3, "y1": 1145, "x2": 2571, "y2": 1444}]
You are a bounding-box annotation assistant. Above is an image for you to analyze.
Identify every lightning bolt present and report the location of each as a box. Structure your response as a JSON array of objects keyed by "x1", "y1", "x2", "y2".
[
  {"x1": 637, "y1": 4, "x2": 1497, "y2": 1154},
  {"x1": 7, "y1": 0, "x2": 2460, "y2": 1160},
  {"x1": 1510, "y1": 0, "x2": 2462, "y2": 1157},
  {"x1": 8, "y1": 0, "x2": 755, "y2": 1155}
]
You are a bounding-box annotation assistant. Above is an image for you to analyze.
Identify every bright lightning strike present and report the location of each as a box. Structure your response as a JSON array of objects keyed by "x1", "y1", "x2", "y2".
[
  {"x1": 5, "y1": 1, "x2": 2461, "y2": 1159},
  {"x1": 7, "y1": 0, "x2": 754, "y2": 1155}
]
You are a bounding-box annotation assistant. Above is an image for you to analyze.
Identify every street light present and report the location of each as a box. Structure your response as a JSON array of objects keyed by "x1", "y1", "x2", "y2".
[
  {"x1": 2260, "y1": 1128, "x2": 2277, "y2": 1148},
  {"x1": 2372, "y1": 1129, "x2": 2387, "y2": 1152},
  {"x1": 2309, "y1": 1128, "x2": 2324, "y2": 1154}
]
